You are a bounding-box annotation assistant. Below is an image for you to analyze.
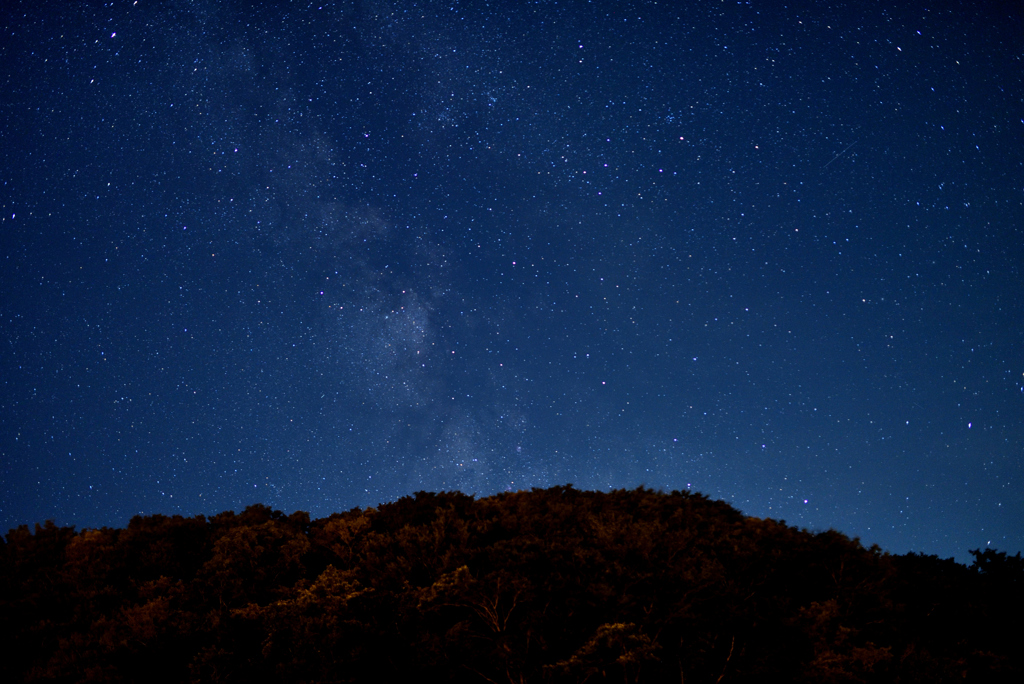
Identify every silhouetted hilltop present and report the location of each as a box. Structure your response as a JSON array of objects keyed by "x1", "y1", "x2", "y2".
[{"x1": 2, "y1": 486, "x2": 1021, "y2": 683}]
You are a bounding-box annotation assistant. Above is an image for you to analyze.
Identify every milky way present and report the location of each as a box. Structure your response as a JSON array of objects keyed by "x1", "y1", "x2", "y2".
[{"x1": 2, "y1": 0, "x2": 1022, "y2": 560}]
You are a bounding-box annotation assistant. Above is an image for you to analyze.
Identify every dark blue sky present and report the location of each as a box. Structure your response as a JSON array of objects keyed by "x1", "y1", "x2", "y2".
[{"x1": 2, "y1": 0, "x2": 1022, "y2": 561}]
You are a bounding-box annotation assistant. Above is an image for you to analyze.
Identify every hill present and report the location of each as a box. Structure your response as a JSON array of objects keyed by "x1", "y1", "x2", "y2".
[{"x1": 2, "y1": 486, "x2": 1021, "y2": 683}]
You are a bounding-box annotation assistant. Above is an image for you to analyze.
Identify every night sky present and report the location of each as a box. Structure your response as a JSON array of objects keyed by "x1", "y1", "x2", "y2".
[{"x1": 2, "y1": 0, "x2": 1022, "y2": 562}]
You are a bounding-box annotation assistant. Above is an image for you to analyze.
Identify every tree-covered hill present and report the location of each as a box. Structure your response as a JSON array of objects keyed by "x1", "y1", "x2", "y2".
[{"x1": 2, "y1": 486, "x2": 1021, "y2": 683}]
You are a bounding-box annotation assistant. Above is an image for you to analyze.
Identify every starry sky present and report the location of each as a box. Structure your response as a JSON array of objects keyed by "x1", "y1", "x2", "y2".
[{"x1": 2, "y1": 0, "x2": 1022, "y2": 561}]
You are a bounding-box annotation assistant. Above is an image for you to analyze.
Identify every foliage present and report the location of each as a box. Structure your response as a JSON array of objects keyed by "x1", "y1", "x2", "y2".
[{"x1": 1, "y1": 486, "x2": 1021, "y2": 683}]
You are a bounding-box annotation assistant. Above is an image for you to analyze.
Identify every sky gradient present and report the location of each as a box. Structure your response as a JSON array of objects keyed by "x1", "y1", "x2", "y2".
[{"x1": 2, "y1": 0, "x2": 1022, "y2": 561}]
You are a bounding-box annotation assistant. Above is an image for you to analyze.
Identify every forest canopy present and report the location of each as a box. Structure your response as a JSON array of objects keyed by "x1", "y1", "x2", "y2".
[{"x1": 2, "y1": 486, "x2": 1021, "y2": 683}]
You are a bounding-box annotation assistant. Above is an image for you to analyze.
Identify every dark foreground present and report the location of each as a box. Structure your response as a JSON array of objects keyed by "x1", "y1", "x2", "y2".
[{"x1": 2, "y1": 486, "x2": 1022, "y2": 683}]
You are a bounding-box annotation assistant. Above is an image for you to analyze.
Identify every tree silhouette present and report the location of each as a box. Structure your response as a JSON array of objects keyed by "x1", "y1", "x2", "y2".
[{"x1": 2, "y1": 487, "x2": 1021, "y2": 683}]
